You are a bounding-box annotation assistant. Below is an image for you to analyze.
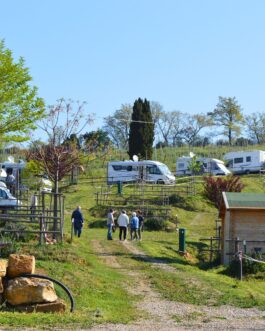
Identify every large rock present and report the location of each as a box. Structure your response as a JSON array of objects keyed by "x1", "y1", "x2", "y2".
[
  {"x1": 5, "y1": 277, "x2": 58, "y2": 306},
  {"x1": 0, "y1": 259, "x2": 7, "y2": 277},
  {"x1": 7, "y1": 254, "x2": 35, "y2": 278},
  {"x1": 0, "y1": 277, "x2": 3, "y2": 293},
  {"x1": 11, "y1": 299, "x2": 66, "y2": 313}
]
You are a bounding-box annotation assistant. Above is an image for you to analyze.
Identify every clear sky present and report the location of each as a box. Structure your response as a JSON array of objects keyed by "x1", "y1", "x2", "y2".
[{"x1": 1, "y1": 0, "x2": 265, "y2": 138}]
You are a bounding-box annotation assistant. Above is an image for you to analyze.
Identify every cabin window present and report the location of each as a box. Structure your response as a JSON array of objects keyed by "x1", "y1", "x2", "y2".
[
  {"x1": 234, "y1": 157, "x2": 243, "y2": 164},
  {"x1": 246, "y1": 156, "x2": 251, "y2": 162},
  {"x1": 178, "y1": 163, "x2": 185, "y2": 169},
  {"x1": 112, "y1": 165, "x2": 122, "y2": 171},
  {"x1": 0, "y1": 190, "x2": 7, "y2": 199},
  {"x1": 127, "y1": 166, "x2": 132, "y2": 171},
  {"x1": 147, "y1": 166, "x2": 161, "y2": 175}
]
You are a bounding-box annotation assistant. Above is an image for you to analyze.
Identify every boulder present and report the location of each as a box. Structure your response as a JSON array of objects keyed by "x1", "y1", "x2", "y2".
[
  {"x1": 7, "y1": 254, "x2": 35, "y2": 278},
  {"x1": 5, "y1": 277, "x2": 58, "y2": 306},
  {"x1": 0, "y1": 277, "x2": 3, "y2": 294},
  {"x1": 0, "y1": 259, "x2": 7, "y2": 277},
  {"x1": 11, "y1": 299, "x2": 66, "y2": 313}
]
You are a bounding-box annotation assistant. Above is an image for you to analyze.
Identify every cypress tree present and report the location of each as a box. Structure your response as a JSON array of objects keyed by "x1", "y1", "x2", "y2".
[{"x1": 128, "y1": 98, "x2": 154, "y2": 160}]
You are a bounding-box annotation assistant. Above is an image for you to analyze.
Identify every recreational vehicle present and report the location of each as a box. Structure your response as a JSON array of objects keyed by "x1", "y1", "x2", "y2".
[
  {"x1": 107, "y1": 160, "x2": 176, "y2": 184},
  {"x1": 0, "y1": 156, "x2": 25, "y2": 178},
  {"x1": 176, "y1": 156, "x2": 230, "y2": 176},
  {"x1": 223, "y1": 150, "x2": 265, "y2": 174}
]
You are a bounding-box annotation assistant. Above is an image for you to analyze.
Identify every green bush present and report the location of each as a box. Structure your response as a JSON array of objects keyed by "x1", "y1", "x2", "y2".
[{"x1": 144, "y1": 218, "x2": 176, "y2": 231}]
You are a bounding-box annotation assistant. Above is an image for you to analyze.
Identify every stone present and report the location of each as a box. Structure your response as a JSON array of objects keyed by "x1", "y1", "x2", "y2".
[
  {"x1": 11, "y1": 299, "x2": 66, "y2": 313},
  {"x1": 0, "y1": 259, "x2": 7, "y2": 277},
  {"x1": 7, "y1": 254, "x2": 35, "y2": 278},
  {"x1": 5, "y1": 277, "x2": 58, "y2": 306}
]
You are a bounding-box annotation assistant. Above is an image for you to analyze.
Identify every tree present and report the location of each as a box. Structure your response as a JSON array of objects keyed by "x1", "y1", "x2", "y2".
[
  {"x1": 0, "y1": 40, "x2": 45, "y2": 142},
  {"x1": 103, "y1": 104, "x2": 132, "y2": 149},
  {"x1": 31, "y1": 98, "x2": 93, "y2": 193},
  {"x1": 156, "y1": 110, "x2": 182, "y2": 146},
  {"x1": 28, "y1": 99, "x2": 93, "y2": 238},
  {"x1": 179, "y1": 113, "x2": 212, "y2": 146},
  {"x1": 128, "y1": 98, "x2": 154, "y2": 160},
  {"x1": 208, "y1": 97, "x2": 244, "y2": 146},
  {"x1": 245, "y1": 112, "x2": 265, "y2": 144},
  {"x1": 82, "y1": 129, "x2": 110, "y2": 153}
]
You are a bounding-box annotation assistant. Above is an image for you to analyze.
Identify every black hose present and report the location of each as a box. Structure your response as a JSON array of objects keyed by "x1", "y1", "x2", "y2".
[{"x1": 8, "y1": 273, "x2": 75, "y2": 312}]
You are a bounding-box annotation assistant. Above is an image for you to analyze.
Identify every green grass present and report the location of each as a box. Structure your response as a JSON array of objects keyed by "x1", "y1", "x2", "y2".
[{"x1": 2, "y1": 168, "x2": 265, "y2": 328}]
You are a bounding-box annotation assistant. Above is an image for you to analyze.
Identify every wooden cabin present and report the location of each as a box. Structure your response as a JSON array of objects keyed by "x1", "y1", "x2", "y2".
[{"x1": 219, "y1": 192, "x2": 265, "y2": 265}]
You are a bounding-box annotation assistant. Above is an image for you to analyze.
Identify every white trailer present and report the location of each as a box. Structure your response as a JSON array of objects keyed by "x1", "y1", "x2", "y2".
[
  {"x1": 107, "y1": 160, "x2": 176, "y2": 184},
  {"x1": 176, "y1": 156, "x2": 231, "y2": 176},
  {"x1": 223, "y1": 150, "x2": 265, "y2": 174}
]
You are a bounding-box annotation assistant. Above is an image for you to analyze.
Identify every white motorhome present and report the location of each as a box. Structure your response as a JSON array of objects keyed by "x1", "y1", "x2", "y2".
[
  {"x1": 0, "y1": 156, "x2": 25, "y2": 178},
  {"x1": 223, "y1": 150, "x2": 265, "y2": 174},
  {"x1": 176, "y1": 156, "x2": 231, "y2": 176},
  {"x1": 107, "y1": 160, "x2": 176, "y2": 184}
]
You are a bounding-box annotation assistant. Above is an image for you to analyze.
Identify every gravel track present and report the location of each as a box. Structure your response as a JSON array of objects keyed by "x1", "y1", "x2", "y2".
[{"x1": 89, "y1": 239, "x2": 265, "y2": 331}]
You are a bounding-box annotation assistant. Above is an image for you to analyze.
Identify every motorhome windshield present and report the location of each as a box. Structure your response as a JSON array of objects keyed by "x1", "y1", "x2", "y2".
[{"x1": 158, "y1": 164, "x2": 172, "y2": 176}]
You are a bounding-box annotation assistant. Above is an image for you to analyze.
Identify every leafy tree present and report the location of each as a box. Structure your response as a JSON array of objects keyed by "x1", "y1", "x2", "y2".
[
  {"x1": 0, "y1": 40, "x2": 45, "y2": 142},
  {"x1": 245, "y1": 112, "x2": 265, "y2": 144},
  {"x1": 103, "y1": 104, "x2": 132, "y2": 149},
  {"x1": 82, "y1": 129, "x2": 110, "y2": 152},
  {"x1": 208, "y1": 97, "x2": 244, "y2": 146},
  {"x1": 128, "y1": 98, "x2": 154, "y2": 160}
]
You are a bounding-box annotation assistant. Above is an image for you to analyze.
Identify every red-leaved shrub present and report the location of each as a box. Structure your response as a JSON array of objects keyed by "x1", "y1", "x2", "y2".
[{"x1": 203, "y1": 175, "x2": 245, "y2": 209}]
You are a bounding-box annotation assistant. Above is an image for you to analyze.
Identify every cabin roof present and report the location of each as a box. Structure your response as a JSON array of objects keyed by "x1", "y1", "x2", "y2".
[{"x1": 222, "y1": 192, "x2": 265, "y2": 210}]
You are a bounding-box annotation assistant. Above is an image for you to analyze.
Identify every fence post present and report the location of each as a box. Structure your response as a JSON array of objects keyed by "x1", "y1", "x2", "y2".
[
  {"x1": 238, "y1": 251, "x2": 243, "y2": 281},
  {"x1": 39, "y1": 213, "x2": 43, "y2": 245},
  {"x1": 210, "y1": 237, "x2": 213, "y2": 264}
]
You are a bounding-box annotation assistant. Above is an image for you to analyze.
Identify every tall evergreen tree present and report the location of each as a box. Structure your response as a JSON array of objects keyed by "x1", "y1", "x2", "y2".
[{"x1": 128, "y1": 98, "x2": 154, "y2": 160}]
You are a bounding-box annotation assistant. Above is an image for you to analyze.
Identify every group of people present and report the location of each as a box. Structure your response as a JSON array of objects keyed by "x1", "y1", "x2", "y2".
[
  {"x1": 107, "y1": 209, "x2": 144, "y2": 241},
  {"x1": 70, "y1": 206, "x2": 144, "y2": 241}
]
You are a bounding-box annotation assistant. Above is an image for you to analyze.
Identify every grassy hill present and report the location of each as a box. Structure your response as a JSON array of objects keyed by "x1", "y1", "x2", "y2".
[{"x1": 1, "y1": 167, "x2": 265, "y2": 329}]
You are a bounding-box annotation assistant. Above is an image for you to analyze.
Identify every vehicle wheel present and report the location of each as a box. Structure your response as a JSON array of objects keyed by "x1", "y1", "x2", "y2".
[
  {"x1": 245, "y1": 170, "x2": 250, "y2": 175},
  {"x1": 157, "y1": 180, "x2": 165, "y2": 184}
]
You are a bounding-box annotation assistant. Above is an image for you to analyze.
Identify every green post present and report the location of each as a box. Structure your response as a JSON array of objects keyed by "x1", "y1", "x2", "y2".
[
  {"x1": 179, "y1": 228, "x2": 186, "y2": 253},
  {"x1": 117, "y1": 181, "x2": 122, "y2": 194}
]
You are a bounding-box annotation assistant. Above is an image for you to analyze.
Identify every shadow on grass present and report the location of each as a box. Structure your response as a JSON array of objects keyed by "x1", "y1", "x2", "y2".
[{"x1": 131, "y1": 254, "x2": 190, "y2": 267}]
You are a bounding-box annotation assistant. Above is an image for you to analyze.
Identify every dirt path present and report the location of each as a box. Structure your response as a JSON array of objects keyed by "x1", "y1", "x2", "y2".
[{"x1": 89, "y1": 239, "x2": 265, "y2": 331}]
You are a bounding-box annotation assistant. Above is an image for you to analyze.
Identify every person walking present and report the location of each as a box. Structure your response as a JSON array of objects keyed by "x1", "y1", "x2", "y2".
[
  {"x1": 107, "y1": 208, "x2": 115, "y2": 240},
  {"x1": 71, "y1": 206, "x2": 84, "y2": 238},
  {"x1": 130, "y1": 212, "x2": 139, "y2": 240},
  {"x1": 30, "y1": 192, "x2": 38, "y2": 221},
  {"x1": 137, "y1": 210, "x2": 144, "y2": 240},
  {"x1": 117, "y1": 210, "x2": 129, "y2": 241}
]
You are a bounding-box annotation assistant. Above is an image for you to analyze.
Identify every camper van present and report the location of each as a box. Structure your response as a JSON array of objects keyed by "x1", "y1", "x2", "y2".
[
  {"x1": 176, "y1": 156, "x2": 231, "y2": 176},
  {"x1": 223, "y1": 150, "x2": 265, "y2": 174},
  {"x1": 0, "y1": 156, "x2": 25, "y2": 178},
  {"x1": 107, "y1": 160, "x2": 175, "y2": 184}
]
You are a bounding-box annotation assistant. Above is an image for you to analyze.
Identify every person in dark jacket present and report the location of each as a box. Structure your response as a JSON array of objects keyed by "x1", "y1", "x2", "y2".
[
  {"x1": 137, "y1": 210, "x2": 144, "y2": 240},
  {"x1": 71, "y1": 206, "x2": 84, "y2": 238}
]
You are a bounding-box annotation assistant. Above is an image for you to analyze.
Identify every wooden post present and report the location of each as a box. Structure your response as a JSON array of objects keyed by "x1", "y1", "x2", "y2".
[
  {"x1": 210, "y1": 237, "x2": 213, "y2": 264},
  {"x1": 71, "y1": 220, "x2": 74, "y2": 243},
  {"x1": 39, "y1": 214, "x2": 43, "y2": 245},
  {"x1": 238, "y1": 251, "x2": 243, "y2": 281}
]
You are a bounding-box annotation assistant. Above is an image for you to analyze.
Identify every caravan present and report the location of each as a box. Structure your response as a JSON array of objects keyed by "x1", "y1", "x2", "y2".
[
  {"x1": 107, "y1": 160, "x2": 175, "y2": 184},
  {"x1": 223, "y1": 150, "x2": 265, "y2": 174},
  {"x1": 176, "y1": 156, "x2": 231, "y2": 176}
]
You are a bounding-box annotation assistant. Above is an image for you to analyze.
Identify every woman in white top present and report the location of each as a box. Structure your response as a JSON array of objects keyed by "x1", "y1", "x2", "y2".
[{"x1": 117, "y1": 210, "x2": 129, "y2": 241}]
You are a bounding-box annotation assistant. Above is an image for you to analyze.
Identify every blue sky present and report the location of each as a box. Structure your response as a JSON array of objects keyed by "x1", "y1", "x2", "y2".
[{"x1": 1, "y1": 0, "x2": 265, "y2": 139}]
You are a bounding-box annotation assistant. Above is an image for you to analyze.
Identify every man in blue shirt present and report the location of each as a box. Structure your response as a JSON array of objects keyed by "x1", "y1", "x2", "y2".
[
  {"x1": 130, "y1": 212, "x2": 139, "y2": 240},
  {"x1": 71, "y1": 206, "x2": 84, "y2": 238}
]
